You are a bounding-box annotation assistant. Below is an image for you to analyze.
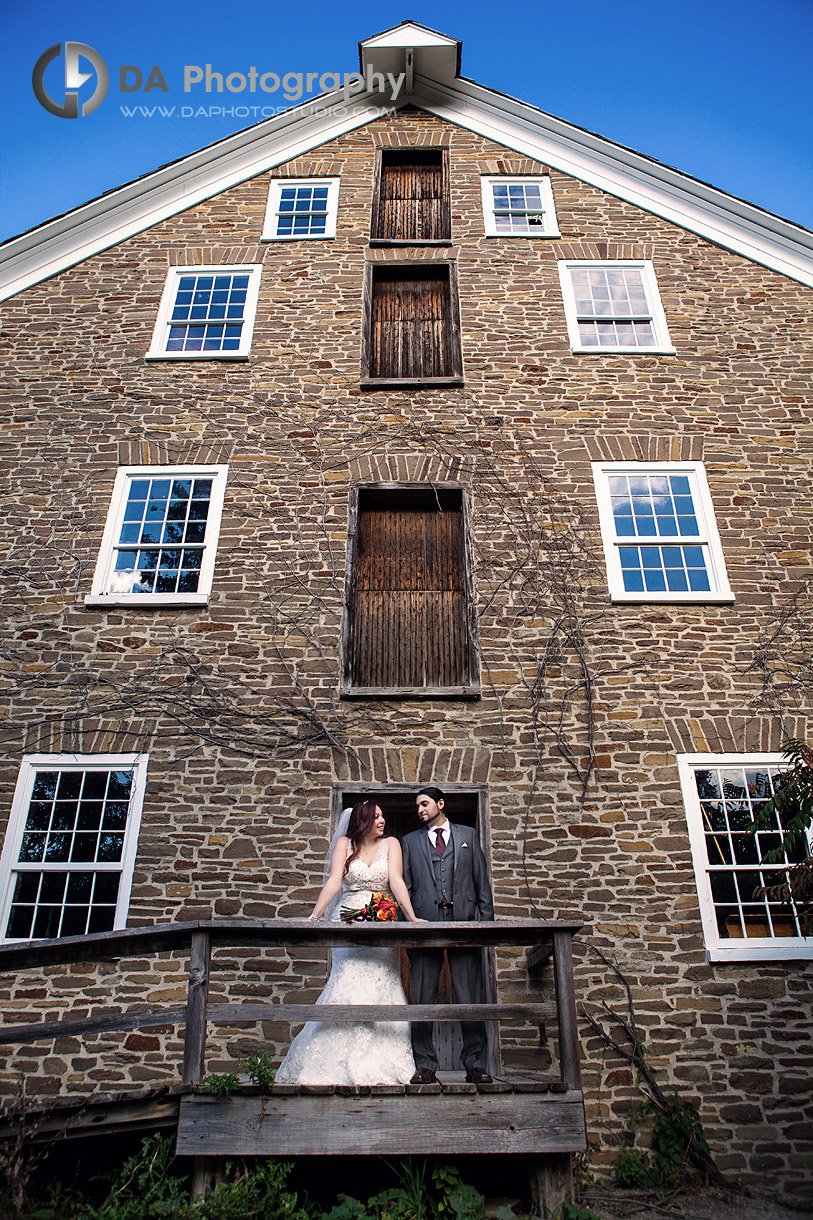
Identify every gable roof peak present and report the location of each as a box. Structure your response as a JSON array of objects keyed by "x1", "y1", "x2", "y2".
[
  {"x1": 1, "y1": 21, "x2": 811, "y2": 298},
  {"x1": 359, "y1": 21, "x2": 461, "y2": 85}
]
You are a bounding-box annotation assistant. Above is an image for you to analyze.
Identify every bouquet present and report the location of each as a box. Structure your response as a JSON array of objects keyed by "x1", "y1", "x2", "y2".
[{"x1": 340, "y1": 891, "x2": 398, "y2": 923}]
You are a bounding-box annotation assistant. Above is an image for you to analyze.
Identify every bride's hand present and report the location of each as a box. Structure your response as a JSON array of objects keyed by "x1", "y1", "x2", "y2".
[{"x1": 408, "y1": 916, "x2": 429, "y2": 923}]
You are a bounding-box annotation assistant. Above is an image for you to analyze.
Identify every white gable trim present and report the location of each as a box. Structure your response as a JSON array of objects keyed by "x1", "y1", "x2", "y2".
[
  {"x1": 0, "y1": 90, "x2": 389, "y2": 302},
  {"x1": 1, "y1": 41, "x2": 812, "y2": 300},
  {"x1": 415, "y1": 74, "x2": 813, "y2": 288}
]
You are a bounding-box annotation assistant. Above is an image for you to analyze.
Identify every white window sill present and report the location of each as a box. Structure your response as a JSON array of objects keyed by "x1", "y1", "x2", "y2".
[
  {"x1": 84, "y1": 594, "x2": 210, "y2": 608},
  {"x1": 570, "y1": 345, "x2": 677, "y2": 356},
  {"x1": 484, "y1": 230, "x2": 561, "y2": 239},
  {"x1": 609, "y1": 592, "x2": 735, "y2": 604},
  {"x1": 707, "y1": 942, "x2": 812, "y2": 962},
  {"x1": 260, "y1": 233, "x2": 335, "y2": 242},
  {"x1": 145, "y1": 353, "x2": 250, "y2": 362}
]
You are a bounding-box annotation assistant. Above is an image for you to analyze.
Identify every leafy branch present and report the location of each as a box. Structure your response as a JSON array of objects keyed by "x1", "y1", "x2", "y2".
[{"x1": 748, "y1": 736, "x2": 813, "y2": 935}]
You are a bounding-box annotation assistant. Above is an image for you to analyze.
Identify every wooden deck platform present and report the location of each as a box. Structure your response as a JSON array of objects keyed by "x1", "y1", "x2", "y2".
[
  {"x1": 0, "y1": 918, "x2": 585, "y2": 1216},
  {"x1": 177, "y1": 1081, "x2": 587, "y2": 1157}
]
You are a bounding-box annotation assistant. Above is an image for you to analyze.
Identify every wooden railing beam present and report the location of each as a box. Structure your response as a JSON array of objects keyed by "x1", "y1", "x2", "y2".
[
  {"x1": 182, "y1": 930, "x2": 211, "y2": 1088},
  {"x1": 552, "y1": 930, "x2": 582, "y2": 1092},
  {"x1": 0, "y1": 919, "x2": 585, "y2": 1095},
  {"x1": 0, "y1": 1007, "x2": 187, "y2": 1045},
  {"x1": 0, "y1": 919, "x2": 583, "y2": 974},
  {"x1": 207, "y1": 1002, "x2": 558, "y2": 1023}
]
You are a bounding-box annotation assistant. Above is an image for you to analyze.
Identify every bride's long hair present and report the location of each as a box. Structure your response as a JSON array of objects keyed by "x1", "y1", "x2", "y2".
[{"x1": 343, "y1": 800, "x2": 381, "y2": 876}]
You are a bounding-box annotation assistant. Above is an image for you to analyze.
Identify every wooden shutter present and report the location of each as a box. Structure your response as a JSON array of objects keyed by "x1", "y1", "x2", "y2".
[
  {"x1": 371, "y1": 149, "x2": 450, "y2": 242},
  {"x1": 367, "y1": 265, "x2": 461, "y2": 382},
  {"x1": 348, "y1": 489, "x2": 471, "y2": 691}
]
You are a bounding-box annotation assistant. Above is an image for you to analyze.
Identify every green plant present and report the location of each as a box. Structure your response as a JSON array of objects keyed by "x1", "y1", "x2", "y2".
[
  {"x1": 749, "y1": 737, "x2": 813, "y2": 934},
  {"x1": 582, "y1": 945, "x2": 726, "y2": 1189},
  {"x1": 612, "y1": 1146, "x2": 656, "y2": 1190},
  {"x1": 199, "y1": 1072, "x2": 240, "y2": 1100},
  {"x1": 650, "y1": 1093, "x2": 711, "y2": 1187},
  {"x1": 613, "y1": 1092, "x2": 712, "y2": 1192},
  {"x1": 369, "y1": 1159, "x2": 433, "y2": 1220},
  {"x1": 91, "y1": 1132, "x2": 194, "y2": 1218},
  {"x1": 199, "y1": 1159, "x2": 311, "y2": 1220},
  {"x1": 241, "y1": 1050, "x2": 277, "y2": 1091},
  {"x1": 322, "y1": 1198, "x2": 377, "y2": 1220},
  {"x1": 321, "y1": 1161, "x2": 487, "y2": 1220},
  {"x1": 572, "y1": 1152, "x2": 597, "y2": 1195},
  {"x1": 431, "y1": 1164, "x2": 484, "y2": 1220},
  {"x1": 553, "y1": 1203, "x2": 601, "y2": 1220}
]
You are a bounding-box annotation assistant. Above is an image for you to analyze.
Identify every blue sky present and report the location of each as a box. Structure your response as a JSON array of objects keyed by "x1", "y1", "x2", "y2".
[{"x1": 1, "y1": 0, "x2": 811, "y2": 244}]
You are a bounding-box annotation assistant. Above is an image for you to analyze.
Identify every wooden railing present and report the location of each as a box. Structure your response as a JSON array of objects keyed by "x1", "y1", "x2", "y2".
[{"x1": 0, "y1": 919, "x2": 583, "y2": 1092}]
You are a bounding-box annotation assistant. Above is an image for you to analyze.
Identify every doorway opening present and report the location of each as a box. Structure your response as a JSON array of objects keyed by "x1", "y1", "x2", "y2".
[{"x1": 332, "y1": 784, "x2": 495, "y2": 1073}]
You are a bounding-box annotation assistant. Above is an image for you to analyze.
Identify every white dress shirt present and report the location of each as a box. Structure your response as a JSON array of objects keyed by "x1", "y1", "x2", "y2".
[{"x1": 430, "y1": 823, "x2": 450, "y2": 849}]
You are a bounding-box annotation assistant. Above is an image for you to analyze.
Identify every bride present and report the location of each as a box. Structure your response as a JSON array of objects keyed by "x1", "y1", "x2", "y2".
[{"x1": 275, "y1": 801, "x2": 423, "y2": 1085}]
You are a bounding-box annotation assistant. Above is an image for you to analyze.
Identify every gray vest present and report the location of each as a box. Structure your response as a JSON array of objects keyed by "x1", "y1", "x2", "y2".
[{"x1": 430, "y1": 833, "x2": 455, "y2": 906}]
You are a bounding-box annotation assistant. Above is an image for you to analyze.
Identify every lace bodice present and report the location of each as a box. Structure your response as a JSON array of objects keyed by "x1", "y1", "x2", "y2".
[{"x1": 343, "y1": 837, "x2": 390, "y2": 896}]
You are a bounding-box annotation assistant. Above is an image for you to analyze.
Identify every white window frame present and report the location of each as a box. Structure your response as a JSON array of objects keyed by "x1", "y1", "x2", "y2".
[
  {"x1": 480, "y1": 176, "x2": 560, "y2": 238},
  {"x1": 678, "y1": 752, "x2": 813, "y2": 962},
  {"x1": 146, "y1": 264, "x2": 262, "y2": 360},
  {"x1": 261, "y1": 177, "x2": 340, "y2": 241},
  {"x1": 558, "y1": 260, "x2": 675, "y2": 353},
  {"x1": 591, "y1": 460, "x2": 733, "y2": 604},
  {"x1": 0, "y1": 754, "x2": 148, "y2": 943},
  {"x1": 85, "y1": 464, "x2": 229, "y2": 608}
]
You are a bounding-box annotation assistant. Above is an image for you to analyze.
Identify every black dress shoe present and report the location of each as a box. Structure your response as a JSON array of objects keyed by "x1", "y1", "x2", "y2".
[
  {"x1": 465, "y1": 1068, "x2": 493, "y2": 1084},
  {"x1": 410, "y1": 1068, "x2": 438, "y2": 1084}
]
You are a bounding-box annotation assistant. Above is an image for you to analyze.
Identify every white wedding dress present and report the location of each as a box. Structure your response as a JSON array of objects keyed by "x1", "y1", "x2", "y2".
[{"x1": 275, "y1": 838, "x2": 415, "y2": 1085}]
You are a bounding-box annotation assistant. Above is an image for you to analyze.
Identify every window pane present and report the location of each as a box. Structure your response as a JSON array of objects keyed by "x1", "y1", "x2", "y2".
[
  {"x1": 570, "y1": 264, "x2": 661, "y2": 348},
  {"x1": 111, "y1": 476, "x2": 213, "y2": 596},
  {"x1": 691, "y1": 763, "x2": 804, "y2": 942},
  {"x1": 13, "y1": 873, "x2": 39, "y2": 903},
  {"x1": 67, "y1": 872, "x2": 93, "y2": 903},
  {"x1": 94, "y1": 873, "x2": 120, "y2": 905},
  {"x1": 61, "y1": 907, "x2": 88, "y2": 937},
  {"x1": 165, "y1": 272, "x2": 249, "y2": 352},
  {"x1": 88, "y1": 907, "x2": 116, "y2": 934},
  {"x1": 7, "y1": 904, "x2": 35, "y2": 939},
  {"x1": 31, "y1": 772, "x2": 59, "y2": 801},
  {"x1": 40, "y1": 872, "x2": 67, "y2": 903},
  {"x1": 618, "y1": 544, "x2": 710, "y2": 593},
  {"x1": 6, "y1": 765, "x2": 137, "y2": 940}
]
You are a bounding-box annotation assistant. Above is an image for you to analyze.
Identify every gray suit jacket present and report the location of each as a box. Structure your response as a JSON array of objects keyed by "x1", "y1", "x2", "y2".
[{"x1": 402, "y1": 822, "x2": 494, "y2": 922}]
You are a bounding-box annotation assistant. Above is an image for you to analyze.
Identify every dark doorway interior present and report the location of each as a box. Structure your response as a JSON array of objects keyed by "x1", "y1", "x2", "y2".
[{"x1": 337, "y1": 787, "x2": 479, "y2": 844}]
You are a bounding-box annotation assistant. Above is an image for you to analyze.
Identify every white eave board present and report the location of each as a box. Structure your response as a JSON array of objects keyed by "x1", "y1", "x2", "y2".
[
  {"x1": 414, "y1": 73, "x2": 813, "y2": 288},
  {"x1": 0, "y1": 90, "x2": 395, "y2": 302}
]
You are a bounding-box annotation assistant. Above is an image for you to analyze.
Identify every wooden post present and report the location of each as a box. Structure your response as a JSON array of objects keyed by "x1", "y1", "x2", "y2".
[
  {"x1": 528, "y1": 1153, "x2": 574, "y2": 1219},
  {"x1": 182, "y1": 930, "x2": 211, "y2": 1088},
  {"x1": 552, "y1": 931, "x2": 581, "y2": 1091},
  {"x1": 190, "y1": 1154, "x2": 225, "y2": 1201}
]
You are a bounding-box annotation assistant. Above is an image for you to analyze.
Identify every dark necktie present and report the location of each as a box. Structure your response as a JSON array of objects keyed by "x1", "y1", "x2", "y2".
[{"x1": 434, "y1": 829, "x2": 446, "y2": 855}]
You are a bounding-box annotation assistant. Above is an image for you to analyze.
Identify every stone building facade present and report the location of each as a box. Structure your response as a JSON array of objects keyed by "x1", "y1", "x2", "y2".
[{"x1": 0, "y1": 22, "x2": 811, "y2": 1200}]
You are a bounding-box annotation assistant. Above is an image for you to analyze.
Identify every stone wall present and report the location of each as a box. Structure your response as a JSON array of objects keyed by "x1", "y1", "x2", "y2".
[{"x1": 0, "y1": 107, "x2": 811, "y2": 1197}]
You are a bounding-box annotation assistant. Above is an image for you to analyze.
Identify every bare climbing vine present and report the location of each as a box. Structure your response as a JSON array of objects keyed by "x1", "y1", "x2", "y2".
[
  {"x1": 1, "y1": 375, "x2": 618, "y2": 820},
  {"x1": 741, "y1": 577, "x2": 813, "y2": 728},
  {"x1": 580, "y1": 945, "x2": 727, "y2": 1190}
]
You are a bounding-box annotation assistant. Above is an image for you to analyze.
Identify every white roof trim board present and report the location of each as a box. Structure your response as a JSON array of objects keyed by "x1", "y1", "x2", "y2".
[{"x1": 1, "y1": 21, "x2": 811, "y2": 301}]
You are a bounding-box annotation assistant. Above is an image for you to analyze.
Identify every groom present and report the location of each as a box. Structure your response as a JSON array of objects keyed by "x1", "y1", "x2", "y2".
[{"x1": 401, "y1": 786, "x2": 494, "y2": 1084}]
